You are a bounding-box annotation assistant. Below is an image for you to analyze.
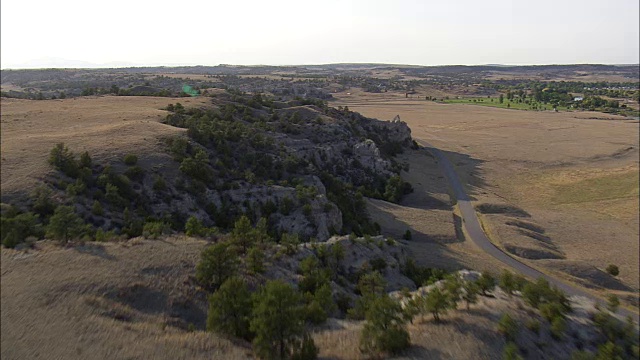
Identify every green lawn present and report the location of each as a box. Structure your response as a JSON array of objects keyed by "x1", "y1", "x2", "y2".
[{"x1": 442, "y1": 98, "x2": 569, "y2": 111}]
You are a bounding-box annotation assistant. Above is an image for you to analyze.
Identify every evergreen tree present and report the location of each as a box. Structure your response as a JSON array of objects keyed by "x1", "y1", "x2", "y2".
[
  {"x1": 250, "y1": 280, "x2": 306, "y2": 360},
  {"x1": 207, "y1": 277, "x2": 252, "y2": 340},
  {"x1": 196, "y1": 242, "x2": 238, "y2": 291},
  {"x1": 359, "y1": 295, "x2": 410, "y2": 356},
  {"x1": 46, "y1": 205, "x2": 84, "y2": 244}
]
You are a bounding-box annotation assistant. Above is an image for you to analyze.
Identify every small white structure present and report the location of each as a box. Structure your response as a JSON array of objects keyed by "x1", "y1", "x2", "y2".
[{"x1": 574, "y1": 96, "x2": 584, "y2": 101}]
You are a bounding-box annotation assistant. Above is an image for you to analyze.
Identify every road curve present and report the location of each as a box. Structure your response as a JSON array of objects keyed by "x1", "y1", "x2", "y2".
[{"x1": 420, "y1": 140, "x2": 639, "y2": 322}]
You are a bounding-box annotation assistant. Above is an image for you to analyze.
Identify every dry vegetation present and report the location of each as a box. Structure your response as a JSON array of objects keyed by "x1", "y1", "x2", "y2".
[
  {"x1": 0, "y1": 96, "x2": 209, "y2": 197},
  {"x1": 332, "y1": 91, "x2": 640, "y2": 308},
  {"x1": 0, "y1": 237, "x2": 253, "y2": 360}
]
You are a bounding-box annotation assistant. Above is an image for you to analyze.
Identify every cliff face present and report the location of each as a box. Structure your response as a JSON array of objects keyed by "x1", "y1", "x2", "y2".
[{"x1": 142, "y1": 95, "x2": 416, "y2": 241}]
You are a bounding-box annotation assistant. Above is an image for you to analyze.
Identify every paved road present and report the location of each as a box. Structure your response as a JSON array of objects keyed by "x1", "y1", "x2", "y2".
[{"x1": 420, "y1": 141, "x2": 639, "y2": 322}]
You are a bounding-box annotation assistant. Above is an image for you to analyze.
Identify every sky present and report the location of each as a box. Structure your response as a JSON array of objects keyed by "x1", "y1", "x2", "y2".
[{"x1": 1, "y1": 0, "x2": 639, "y2": 69}]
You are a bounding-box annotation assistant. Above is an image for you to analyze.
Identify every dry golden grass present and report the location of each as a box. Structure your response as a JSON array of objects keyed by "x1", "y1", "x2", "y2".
[
  {"x1": 0, "y1": 237, "x2": 255, "y2": 360},
  {"x1": 333, "y1": 91, "x2": 639, "y2": 294},
  {"x1": 0, "y1": 96, "x2": 210, "y2": 197}
]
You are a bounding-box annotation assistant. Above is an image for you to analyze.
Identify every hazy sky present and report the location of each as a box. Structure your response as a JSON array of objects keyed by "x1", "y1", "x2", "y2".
[{"x1": 2, "y1": 0, "x2": 639, "y2": 68}]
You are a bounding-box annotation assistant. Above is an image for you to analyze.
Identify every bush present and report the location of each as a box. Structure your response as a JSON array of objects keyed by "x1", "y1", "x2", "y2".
[
  {"x1": 550, "y1": 316, "x2": 566, "y2": 340},
  {"x1": 606, "y1": 294, "x2": 620, "y2": 313},
  {"x1": 497, "y1": 313, "x2": 518, "y2": 341},
  {"x1": 503, "y1": 342, "x2": 523, "y2": 360},
  {"x1": 123, "y1": 154, "x2": 138, "y2": 166},
  {"x1": 403, "y1": 229, "x2": 412, "y2": 240},
  {"x1": 48, "y1": 143, "x2": 79, "y2": 178},
  {"x1": 477, "y1": 271, "x2": 496, "y2": 295},
  {"x1": 142, "y1": 221, "x2": 168, "y2": 239},
  {"x1": 185, "y1": 216, "x2": 206, "y2": 237},
  {"x1": 606, "y1": 264, "x2": 620, "y2": 277},
  {"x1": 525, "y1": 319, "x2": 540, "y2": 335}
]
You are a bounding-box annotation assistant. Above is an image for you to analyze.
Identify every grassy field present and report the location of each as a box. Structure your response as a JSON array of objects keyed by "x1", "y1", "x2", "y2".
[
  {"x1": 332, "y1": 89, "x2": 640, "y2": 295},
  {"x1": 0, "y1": 96, "x2": 210, "y2": 197},
  {"x1": 552, "y1": 170, "x2": 639, "y2": 205},
  {"x1": 442, "y1": 98, "x2": 570, "y2": 111}
]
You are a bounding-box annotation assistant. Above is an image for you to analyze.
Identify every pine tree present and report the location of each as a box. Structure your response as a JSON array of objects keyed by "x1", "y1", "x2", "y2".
[
  {"x1": 250, "y1": 280, "x2": 306, "y2": 360},
  {"x1": 207, "y1": 277, "x2": 252, "y2": 340}
]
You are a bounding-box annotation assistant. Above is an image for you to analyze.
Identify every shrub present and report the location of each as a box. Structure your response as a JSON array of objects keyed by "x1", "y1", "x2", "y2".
[
  {"x1": 606, "y1": 294, "x2": 620, "y2": 313},
  {"x1": 503, "y1": 342, "x2": 523, "y2": 360},
  {"x1": 525, "y1": 319, "x2": 541, "y2": 334},
  {"x1": 123, "y1": 154, "x2": 138, "y2": 166},
  {"x1": 403, "y1": 229, "x2": 412, "y2": 240},
  {"x1": 369, "y1": 257, "x2": 387, "y2": 273},
  {"x1": 497, "y1": 313, "x2": 518, "y2": 341},
  {"x1": 462, "y1": 280, "x2": 480, "y2": 310},
  {"x1": 142, "y1": 221, "x2": 168, "y2": 239},
  {"x1": 499, "y1": 270, "x2": 517, "y2": 295},
  {"x1": 48, "y1": 143, "x2": 79, "y2": 178},
  {"x1": 550, "y1": 316, "x2": 566, "y2": 340},
  {"x1": 152, "y1": 176, "x2": 167, "y2": 192},
  {"x1": 185, "y1": 216, "x2": 206, "y2": 237},
  {"x1": 290, "y1": 333, "x2": 318, "y2": 360},
  {"x1": 606, "y1": 264, "x2": 619, "y2": 277},
  {"x1": 477, "y1": 271, "x2": 496, "y2": 295}
]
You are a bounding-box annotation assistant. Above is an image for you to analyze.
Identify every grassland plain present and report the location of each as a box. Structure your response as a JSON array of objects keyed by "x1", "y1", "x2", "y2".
[
  {"x1": 0, "y1": 96, "x2": 210, "y2": 198},
  {"x1": 332, "y1": 90, "x2": 640, "y2": 304}
]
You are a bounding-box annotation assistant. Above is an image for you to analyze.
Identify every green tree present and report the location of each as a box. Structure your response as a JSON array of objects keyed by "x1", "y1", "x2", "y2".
[
  {"x1": 91, "y1": 200, "x2": 104, "y2": 216},
  {"x1": 281, "y1": 232, "x2": 300, "y2": 255},
  {"x1": 304, "y1": 283, "x2": 336, "y2": 325},
  {"x1": 477, "y1": 271, "x2": 496, "y2": 296},
  {"x1": 443, "y1": 274, "x2": 462, "y2": 309},
  {"x1": 46, "y1": 205, "x2": 84, "y2": 244},
  {"x1": 462, "y1": 280, "x2": 480, "y2": 310},
  {"x1": 48, "y1": 143, "x2": 79, "y2": 178},
  {"x1": 79, "y1": 151, "x2": 92, "y2": 169},
  {"x1": 499, "y1": 94, "x2": 505, "y2": 104},
  {"x1": 299, "y1": 256, "x2": 329, "y2": 294},
  {"x1": 499, "y1": 270, "x2": 517, "y2": 296},
  {"x1": 196, "y1": 242, "x2": 239, "y2": 291},
  {"x1": 207, "y1": 277, "x2": 252, "y2": 340},
  {"x1": 359, "y1": 295, "x2": 410, "y2": 356},
  {"x1": 185, "y1": 216, "x2": 206, "y2": 237},
  {"x1": 358, "y1": 271, "x2": 386, "y2": 296},
  {"x1": 232, "y1": 215, "x2": 254, "y2": 252},
  {"x1": 423, "y1": 287, "x2": 450, "y2": 322},
  {"x1": 250, "y1": 280, "x2": 307, "y2": 360},
  {"x1": 247, "y1": 246, "x2": 266, "y2": 274}
]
